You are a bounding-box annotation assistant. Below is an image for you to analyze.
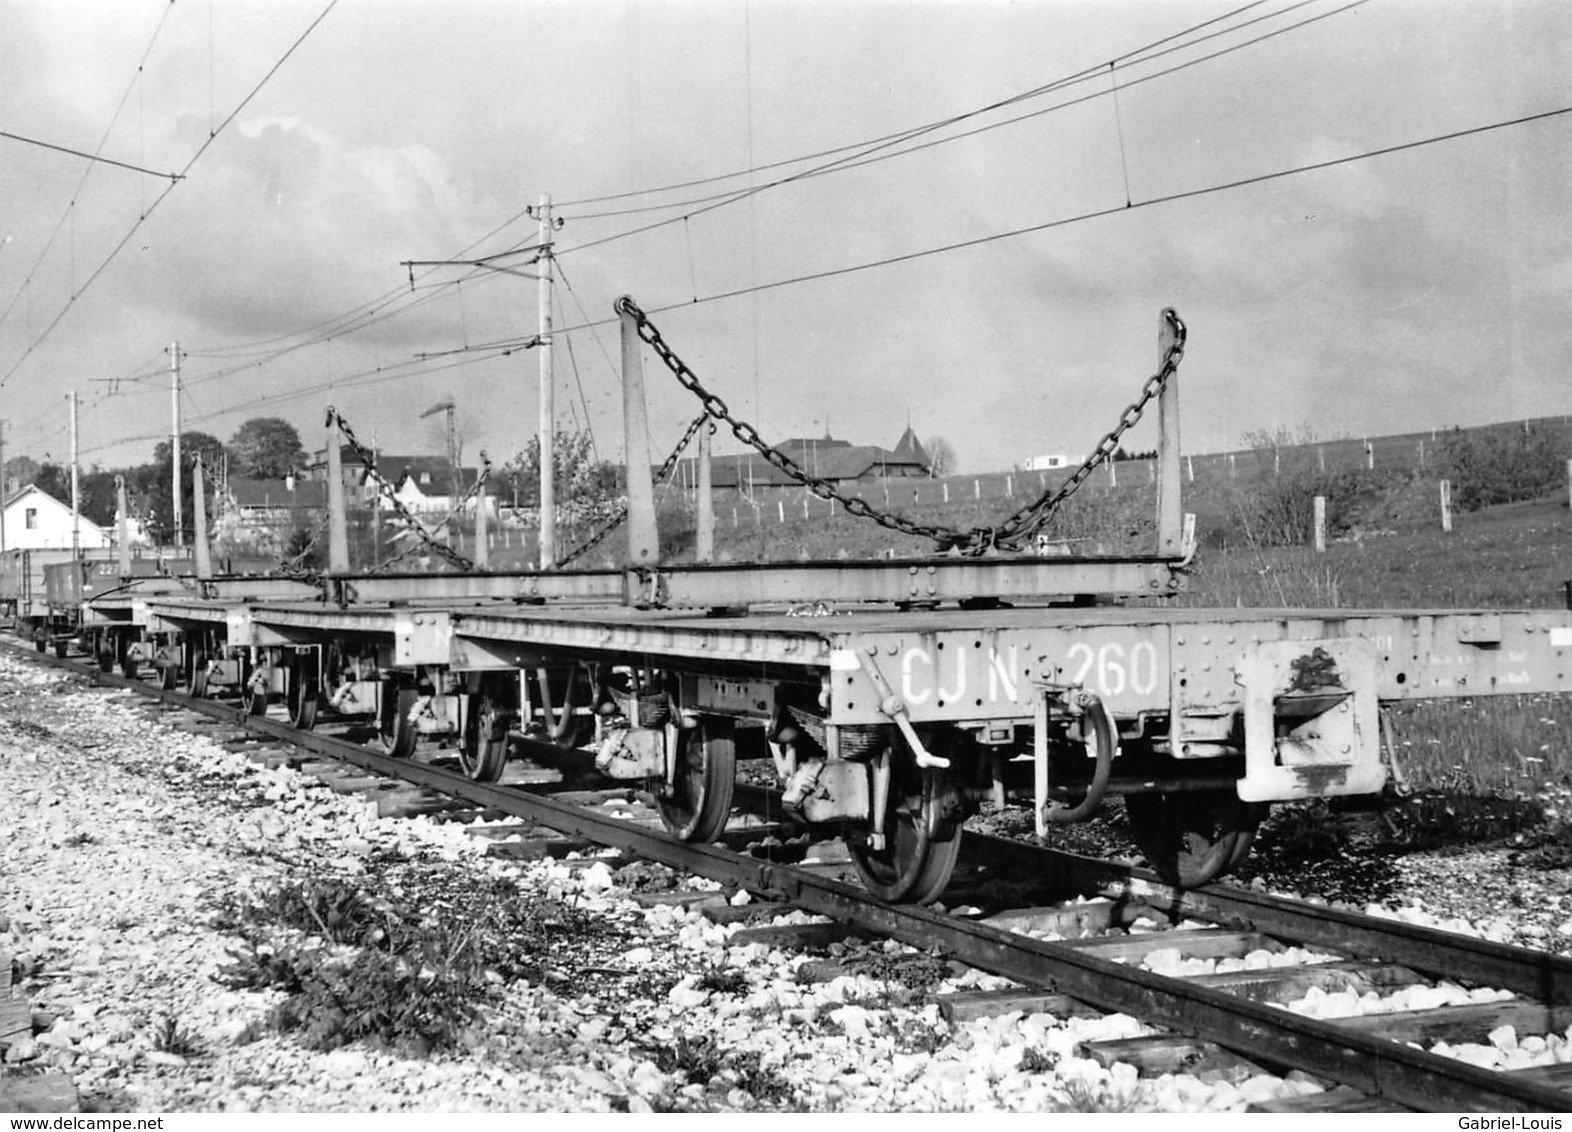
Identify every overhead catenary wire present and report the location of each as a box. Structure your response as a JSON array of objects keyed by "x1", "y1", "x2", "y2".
[
  {"x1": 554, "y1": 0, "x2": 1280, "y2": 211},
  {"x1": 408, "y1": 102, "x2": 1572, "y2": 366},
  {"x1": 75, "y1": 0, "x2": 1348, "y2": 449},
  {"x1": 77, "y1": 92, "x2": 1566, "y2": 467},
  {"x1": 0, "y1": 0, "x2": 342, "y2": 391},
  {"x1": 558, "y1": 0, "x2": 1337, "y2": 233},
  {"x1": 0, "y1": 131, "x2": 184, "y2": 182},
  {"x1": 0, "y1": 0, "x2": 178, "y2": 337}
]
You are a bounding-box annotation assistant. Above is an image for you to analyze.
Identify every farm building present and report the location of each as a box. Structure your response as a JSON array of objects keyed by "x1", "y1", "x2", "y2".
[
  {"x1": 385, "y1": 459, "x2": 495, "y2": 517},
  {"x1": 223, "y1": 475, "x2": 329, "y2": 525},
  {"x1": 673, "y1": 427, "x2": 931, "y2": 493}
]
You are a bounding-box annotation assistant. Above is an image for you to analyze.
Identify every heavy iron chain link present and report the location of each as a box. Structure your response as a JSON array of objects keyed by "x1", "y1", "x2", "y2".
[
  {"x1": 614, "y1": 297, "x2": 1187, "y2": 555},
  {"x1": 327, "y1": 406, "x2": 476, "y2": 572},
  {"x1": 558, "y1": 411, "x2": 712, "y2": 567},
  {"x1": 980, "y1": 307, "x2": 1187, "y2": 551}
]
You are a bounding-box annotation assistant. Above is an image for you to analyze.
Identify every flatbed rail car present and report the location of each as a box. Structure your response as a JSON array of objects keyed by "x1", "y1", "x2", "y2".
[
  {"x1": 140, "y1": 584, "x2": 1572, "y2": 900},
  {"x1": 94, "y1": 304, "x2": 1572, "y2": 901}
]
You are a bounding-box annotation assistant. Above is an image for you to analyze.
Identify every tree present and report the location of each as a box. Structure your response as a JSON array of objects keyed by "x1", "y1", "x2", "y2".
[
  {"x1": 227, "y1": 417, "x2": 307, "y2": 479},
  {"x1": 501, "y1": 428, "x2": 620, "y2": 518},
  {"x1": 924, "y1": 435, "x2": 957, "y2": 478},
  {"x1": 3, "y1": 455, "x2": 39, "y2": 498},
  {"x1": 140, "y1": 431, "x2": 228, "y2": 545}
]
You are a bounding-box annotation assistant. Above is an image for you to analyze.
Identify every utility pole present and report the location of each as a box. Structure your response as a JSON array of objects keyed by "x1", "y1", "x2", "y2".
[
  {"x1": 537, "y1": 193, "x2": 556, "y2": 569},
  {"x1": 0, "y1": 418, "x2": 7, "y2": 553},
  {"x1": 68, "y1": 390, "x2": 80, "y2": 557},
  {"x1": 170, "y1": 341, "x2": 182, "y2": 549}
]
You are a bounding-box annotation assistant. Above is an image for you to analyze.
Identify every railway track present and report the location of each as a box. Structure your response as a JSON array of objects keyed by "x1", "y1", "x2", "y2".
[{"x1": 11, "y1": 636, "x2": 1572, "y2": 1113}]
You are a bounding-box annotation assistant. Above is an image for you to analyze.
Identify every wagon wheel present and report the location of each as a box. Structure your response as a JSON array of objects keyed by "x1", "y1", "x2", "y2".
[
  {"x1": 240, "y1": 659, "x2": 270, "y2": 716},
  {"x1": 1123, "y1": 789, "x2": 1266, "y2": 887},
  {"x1": 656, "y1": 718, "x2": 737, "y2": 843},
  {"x1": 287, "y1": 663, "x2": 319, "y2": 730},
  {"x1": 186, "y1": 652, "x2": 209, "y2": 698},
  {"x1": 460, "y1": 676, "x2": 514, "y2": 782},
  {"x1": 118, "y1": 636, "x2": 138, "y2": 680},
  {"x1": 378, "y1": 684, "x2": 419, "y2": 758},
  {"x1": 158, "y1": 646, "x2": 179, "y2": 690},
  {"x1": 847, "y1": 765, "x2": 963, "y2": 905}
]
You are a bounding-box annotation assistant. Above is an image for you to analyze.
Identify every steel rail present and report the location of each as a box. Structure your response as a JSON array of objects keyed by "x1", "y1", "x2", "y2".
[
  {"x1": 21, "y1": 644, "x2": 1572, "y2": 1113},
  {"x1": 957, "y1": 836, "x2": 1572, "y2": 1006}
]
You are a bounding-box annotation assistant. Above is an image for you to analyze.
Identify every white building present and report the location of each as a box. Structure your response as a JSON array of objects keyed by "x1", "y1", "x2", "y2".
[
  {"x1": 1, "y1": 485, "x2": 113, "y2": 551},
  {"x1": 1023, "y1": 454, "x2": 1071, "y2": 471}
]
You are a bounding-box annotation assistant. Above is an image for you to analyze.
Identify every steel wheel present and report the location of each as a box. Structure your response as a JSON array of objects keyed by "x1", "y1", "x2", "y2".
[
  {"x1": 187, "y1": 652, "x2": 209, "y2": 698},
  {"x1": 159, "y1": 648, "x2": 179, "y2": 690},
  {"x1": 378, "y1": 684, "x2": 419, "y2": 758},
  {"x1": 119, "y1": 637, "x2": 138, "y2": 680},
  {"x1": 241, "y1": 661, "x2": 270, "y2": 716},
  {"x1": 460, "y1": 677, "x2": 514, "y2": 782},
  {"x1": 287, "y1": 664, "x2": 318, "y2": 730},
  {"x1": 847, "y1": 767, "x2": 963, "y2": 904},
  {"x1": 1124, "y1": 789, "x2": 1266, "y2": 887},
  {"x1": 656, "y1": 719, "x2": 737, "y2": 842}
]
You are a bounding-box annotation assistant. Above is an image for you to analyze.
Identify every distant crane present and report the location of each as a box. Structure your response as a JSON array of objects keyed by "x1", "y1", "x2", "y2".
[{"x1": 420, "y1": 397, "x2": 458, "y2": 484}]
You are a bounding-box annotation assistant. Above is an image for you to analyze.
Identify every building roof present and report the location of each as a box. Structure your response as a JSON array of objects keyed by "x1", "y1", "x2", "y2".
[
  {"x1": 389, "y1": 461, "x2": 484, "y2": 497},
  {"x1": 2, "y1": 483, "x2": 109, "y2": 535},
  {"x1": 890, "y1": 426, "x2": 931, "y2": 468},
  {"x1": 227, "y1": 477, "x2": 328, "y2": 509},
  {"x1": 673, "y1": 431, "x2": 929, "y2": 489}
]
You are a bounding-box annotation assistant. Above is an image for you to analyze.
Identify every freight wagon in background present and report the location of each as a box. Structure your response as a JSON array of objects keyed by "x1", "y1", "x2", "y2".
[
  {"x1": 0, "y1": 548, "x2": 194, "y2": 660},
  {"x1": 15, "y1": 305, "x2": 1572, "y2": 905}
]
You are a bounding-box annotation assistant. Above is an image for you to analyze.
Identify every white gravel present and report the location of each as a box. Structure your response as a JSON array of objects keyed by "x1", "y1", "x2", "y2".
[{"x1": 0, "y1": 652, "x2": 1558, "y2": 1112}]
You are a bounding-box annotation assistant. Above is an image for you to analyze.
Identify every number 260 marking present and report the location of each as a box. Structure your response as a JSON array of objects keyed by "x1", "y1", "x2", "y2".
[{"x1": 1066, "y1": 641, "x2": 1159, "y2": 698}]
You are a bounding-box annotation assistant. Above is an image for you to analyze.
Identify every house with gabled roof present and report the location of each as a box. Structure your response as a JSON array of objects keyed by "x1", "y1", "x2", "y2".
[
  {"x1": 671, "y1": 429, "x2": 930, "y2": 494},
  {"x1": 1, "y1": 484, "x2": 112, "y2": 551}
]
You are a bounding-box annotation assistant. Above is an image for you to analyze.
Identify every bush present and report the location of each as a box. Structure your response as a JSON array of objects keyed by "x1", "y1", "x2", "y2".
[
  {"x1": 1218, "y1": 462, "x2": 1372, "y2": 549},
  {"x1": 1440, "y1": 426, "x2": 1565, "y2": 511}
]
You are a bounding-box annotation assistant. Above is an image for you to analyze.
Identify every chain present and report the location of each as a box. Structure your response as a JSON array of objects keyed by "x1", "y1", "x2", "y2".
[
  {"x1": 326, "y1": 407, "x2": 476, "y2": 571},
  {"x1": 976, "y1": 307, "x2": 1187, "y2": 551},
  {"x1": 558, "y1": 412, "x2": 710, "y2": 567},
  {"x1": 615, "y1": 296, "x2": 1187, "y2": 555},
  {"x1": 615, "y1": 296, "x2": 960, "y2": 546}
]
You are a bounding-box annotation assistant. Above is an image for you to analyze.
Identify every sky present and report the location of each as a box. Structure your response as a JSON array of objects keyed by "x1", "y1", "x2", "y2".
[{"x1": 1, "y1": 0, "x2": 1569, "y2": 478}]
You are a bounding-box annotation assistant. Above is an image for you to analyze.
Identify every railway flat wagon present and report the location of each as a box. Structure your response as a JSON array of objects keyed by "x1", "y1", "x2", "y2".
[{"x1": 127, "y1": 304, "x2": 1572, "y2": 903}]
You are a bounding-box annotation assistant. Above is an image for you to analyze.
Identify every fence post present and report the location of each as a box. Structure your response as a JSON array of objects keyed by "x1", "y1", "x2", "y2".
[
  {"x1": 973, "y1": 479, "x2": 980, "y2": 499},
  {"x1": 1317, "y1": 446, "x2": 1325, "y2": 472},
  {"x1": 1566, "y1": 459, "x2": 1572, "y2": 509},
  {"x1": 1418, "y1": 441, "x2": 1425, "y2": 470},
  {"x1": 943, "y1": 483, "x2": 950, "y2": 503},
  {"x1": 1109, "y1": 461, "x2": 1117, "y2": 487},
  {"x1": 1439, "y1": 479, "x2": 1453, "y2": 533},
  {"x1": 1006, "y1": 474, "x2": 1013, "y2": 497},
  {"x1": 778, "y1": 500, "x2": 785, "y2": 524},
  {"x1": 1186, "y1": 454, "x2": 1194, "y2": 483},
  {"x1": 1228, "y1": 453, "x2": 1236, "y2": 478},
  {"x1": 1313, "y1": 495, "x2": 1326, "y2": 553},
  {"x1": 1366, "y1": 442, "x2": 1374, "y2": 471},
  {"x1": 1274, "y1": 450, "x2": 1281, "y2": 477}
]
